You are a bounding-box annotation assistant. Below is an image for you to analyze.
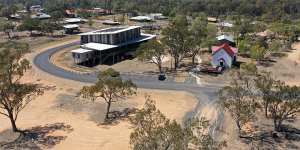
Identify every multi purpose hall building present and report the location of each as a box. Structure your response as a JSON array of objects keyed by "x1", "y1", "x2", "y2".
[{"x1": 71, "y1": 26, "x2": 156, "y2": 65}]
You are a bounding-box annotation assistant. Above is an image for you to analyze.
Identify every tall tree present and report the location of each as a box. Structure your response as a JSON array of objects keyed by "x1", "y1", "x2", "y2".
[
  {"x1": 0, "y1": 41, "x2": 44, "y2": 132},
  {"x1": 231, "y1": 16, "x2": 254, "y2": 46},
  {"x1": 0, "y1": 18, "x2": 15, "y2": 39},
  {"x1": 219, "y1": 63, "x2": 258, "y2": 135},
  {"x1": 190, "y1": 14, "x2": 208, "y2": 66},
  {"x1": 0, "y1": 4, "x2": 18, "y2": 18},
  {"x1": 250, "y1": 44, "x2": 267, "y2": 61},
  {"x1": 18, "y1": 17, "x2": 41, "y2": 36},
  {"x1": 162, "y1": 15, "x2": 191, "y2": 70},
  {"x1": 80, "y1": 68, "x2": 136, "y2": 120},
  {"x1": 130, "y1": 96, "x2": 226, "y2": 150},
  {"x1": 269, "y1": 82, "x2": 300, "y2": 132},
  {"x1": 137, "y1": 40, "x2": 165, "y2": 73},
  {"x1": 130, "y1": 96, "x2": 185, "y2": 150},
  {"x1": 255, "y1": 72, "x2": 279, "y2": 118},
  {"x1": 40, "y1": 21, "x2": 59, "y2": 36}
]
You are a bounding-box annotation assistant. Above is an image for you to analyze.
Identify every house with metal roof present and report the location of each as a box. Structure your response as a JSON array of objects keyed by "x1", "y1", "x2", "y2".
[
  {"x1": 71, "y1": 26, "x2": 156, "y2": 65},
  {"x1": 211, "y1": 43, "x2": 238, "y2": 68},
  {"x1": 63, "y1": 24, "x2": 80, "y2": 34},
  {"x1": 31, "y1": 13, "x2": 51, "y2": 19},
  {"x1": 130, "y1": 16, "x2": 153, "y2": 22}
]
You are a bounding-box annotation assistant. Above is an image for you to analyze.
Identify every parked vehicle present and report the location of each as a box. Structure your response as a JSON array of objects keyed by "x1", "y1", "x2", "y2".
[{"x1": 158, "y1": 74, "x2": 166, "y2": 81}]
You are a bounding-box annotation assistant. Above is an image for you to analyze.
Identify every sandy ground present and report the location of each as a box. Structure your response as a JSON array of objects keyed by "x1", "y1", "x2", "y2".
[
  {"x1": 0, "y1": 38, "x2": 198, "y2": 150},
  {"x1": 258, "y1": 43, "x2": 300, "y2": 86},
  {"x1": 216, "y1": 43, "x2": 300, "y2": 150},
  {"x1": 51, "y1": 45, "x2": 173, "y2": 74}
]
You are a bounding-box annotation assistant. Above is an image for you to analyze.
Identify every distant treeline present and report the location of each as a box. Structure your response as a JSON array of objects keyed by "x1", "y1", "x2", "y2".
[{"x1": 1, "y1": 0, "x2": 300, "y2": 20}]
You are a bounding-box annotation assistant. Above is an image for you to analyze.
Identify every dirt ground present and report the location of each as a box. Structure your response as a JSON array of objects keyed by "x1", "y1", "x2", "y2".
[
  {"x1": 216, "y1": 43, "x2": 300, "y2": 150},
  {"x1": 51, "y1": 44, "x2": 174, "y2": 74},
  {"x1": 259, "y1": 43, "x2": 300, "y2": 86},
  {"x1": 0, "y1": 57, "x2": 198, "y2": 150},
  {"x1": 0, "y1": 31, "x2": 200, "y2": 149}
]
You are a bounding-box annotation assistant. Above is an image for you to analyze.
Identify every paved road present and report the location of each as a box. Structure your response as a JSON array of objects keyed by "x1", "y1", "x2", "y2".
[{"x1": 33, "y1": 41, "x2": 224, "y2": 138}]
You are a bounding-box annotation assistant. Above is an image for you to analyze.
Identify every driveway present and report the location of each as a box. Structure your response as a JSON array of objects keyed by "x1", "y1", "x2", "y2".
[{"x1": 33, "y1": 41, "x2": 224, "y2": 138}]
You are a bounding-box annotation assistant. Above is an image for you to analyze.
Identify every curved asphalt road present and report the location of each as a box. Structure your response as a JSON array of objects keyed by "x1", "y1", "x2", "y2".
[{"x1": 33, "y1": 41, "x2": 224, "y2": 138}]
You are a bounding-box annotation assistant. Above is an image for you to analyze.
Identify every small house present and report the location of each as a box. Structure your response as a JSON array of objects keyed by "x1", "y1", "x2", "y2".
[
  {"x1": 211, "y1": 43, "x2": 238, "y2": 68},
  {"x1": 207, "y1": 17, "x2": 217, "y2": 23},
  {"x1": 149, "y1": 13, "x2": 168, "y2": 20},
  {"x1": 30, "y1": 5, "x2": 43, "y2": 13},
  {"x1": 31, "y1": 13, "x2": 51, "y2": 19},
  {"x1": 102, "y1": 20, "x2": 121, "y2": 25},
  {"x1": 130, "y1": 16, "x2": 153, "y2": 22},
  {"x1": 63, "y1": 24, "x2": 80, "y2": 34},
  {"x1": 218, "y1": 21, "x2": 233, "y2": 28},
  {"x1": 65, "y1": 18, "x2": 86, "y2": 24},
  {"x1": 10, "y1": 14, "x2": 21, "y2": 19}
]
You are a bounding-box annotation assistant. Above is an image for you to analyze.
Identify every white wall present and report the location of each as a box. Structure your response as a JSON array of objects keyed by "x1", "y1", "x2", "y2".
[{"x1": 211, "y1": 49, "x2": 233, "y2": 68}]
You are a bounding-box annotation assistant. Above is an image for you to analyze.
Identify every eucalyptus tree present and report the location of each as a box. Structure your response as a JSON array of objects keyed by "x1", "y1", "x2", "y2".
[
  {"x1": 219, "y1": 63, "x2": 259, "y2": 135},
  {"x1": 130, "y1": 96, "x2": 226, "y2": 150},
  {"x1": 0, "y1": 18, "x2": 15, "y2": 39},
  {"x1": 137, "y1": 40, "x2": 166, "y2": 73},
  {"x1": 269, "y1": 83, "x2": 300, "y2": 132},
  {"x1": 0, "y1": 41, "x2": 44, "y2": 132},
  {"x1": 190, "y1": 14, "x2": 208, "y2": 66},
  {"x1": 80, "y1": 68, "x2": 137, "y2": 120},
  {"x1": 162, "y1": 15, "x2": 192, "y2": 70}
]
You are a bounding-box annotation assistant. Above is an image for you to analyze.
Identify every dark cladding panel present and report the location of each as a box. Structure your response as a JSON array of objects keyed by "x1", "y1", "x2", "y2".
[{"x1": 81, "y1": 35, "x2": 88, "y2": 44}]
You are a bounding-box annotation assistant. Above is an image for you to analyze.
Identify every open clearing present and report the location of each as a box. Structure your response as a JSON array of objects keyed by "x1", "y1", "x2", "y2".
[{"x1": 0, "y1": 65, "x2": 198, "y2": 150}]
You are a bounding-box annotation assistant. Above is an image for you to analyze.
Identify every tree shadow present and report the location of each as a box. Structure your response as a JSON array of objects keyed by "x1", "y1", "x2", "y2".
[
  {"x1": 0, "y1": 123, "x2": 73, "y2": 150},
  {"x1": 53, "y1": 94, "x2": 137, "y2": 126},
  {"x1": 100, "y1": 108, "x2": 138, "y2": 127},
  {"x1": 271, "y1": 52, "x2": 288, "y2": 58},
  {"x1": 241, "y1": 125, "x2": 300, "y2": 150},
  {"x1": 257, "y1": 59, "x2": 277, "y2": 67}
]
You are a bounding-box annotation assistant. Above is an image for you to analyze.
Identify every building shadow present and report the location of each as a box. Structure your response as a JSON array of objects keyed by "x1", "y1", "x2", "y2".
[{"x1": 0, "y1": 123, "x2": 73, "y2": 150}]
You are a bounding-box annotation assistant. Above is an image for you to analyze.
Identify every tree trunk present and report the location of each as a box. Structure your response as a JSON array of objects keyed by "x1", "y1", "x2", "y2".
[
  {"x1": 8, "y1": 112, "x2": 19, "y2": 132},
  {"x1": 105, "y1": 101, "x2": 112, "y2": 120},
  {"x1": 275, "y1": 119, "x2": 283, "y2": 132},
  {"x1": 5, "y1": 31, "x2": 11, "y2": 39},
  {"x1": 158, "y1": 64, "x2": 162, "y2": 73},
  {"x1": 274, "y1": 119, "x2": 278, "y2": 131},
  {"x1": 264, "y1": 102, "x2": 268, "y2": 118},
  {"x1": 174, "y1": 57, "x2": 179, "y2": 71},
  {"x1": 192, "y1": 54, "x2": 196, "y2": 66},
  {"x1": 236, "y1": 120, "x2": 242, "y2": 136}
]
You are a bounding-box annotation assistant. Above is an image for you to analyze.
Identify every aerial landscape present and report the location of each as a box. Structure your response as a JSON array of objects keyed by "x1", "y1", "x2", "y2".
[{"x1": 0, "y1": 0, "x2": 300, "y2": 149}]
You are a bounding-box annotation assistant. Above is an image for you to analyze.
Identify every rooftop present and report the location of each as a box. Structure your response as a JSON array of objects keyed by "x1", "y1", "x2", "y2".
[
  {"x1": 219, "y1": 22, "x2": 234, "y2": 28},
  {"x1": 63, "y1": 24, "x2": 79, "y2": 29},
  {"x1": 79, "y1": 26, "x2": 141, "y2": 36},
  {"x1": 31, "y1": 13, "x2": 51, "y2": 19},
  {"x1": 102, "y1": 20, "x2": 120, "y2": 25},
  {"x1": 81, "y1": 43, "x2": 118, "y2": 51},
  {"x1": 65, "y1": 18, "x2": 85, "y2": 23},
  {"x1": 217, "y1": 35, "x2": 234, "y2": 43},
  {"x1": 130, "y1": 16, "x2": 153, "y2": 21},
  {"x1": 73, "y1": 33, "x2": 156, "y2": 53},
  {"x1": 212, "y1": 43, "x2": 238, "y2": 57},
  {"x1": 71, "y1": 48, "x2": 93, "y2": 54}
]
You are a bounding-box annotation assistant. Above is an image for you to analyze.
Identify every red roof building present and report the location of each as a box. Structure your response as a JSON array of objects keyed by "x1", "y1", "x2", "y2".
[{"x1": 211, "y1": 43, "x2": 238, "y2": 68}]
